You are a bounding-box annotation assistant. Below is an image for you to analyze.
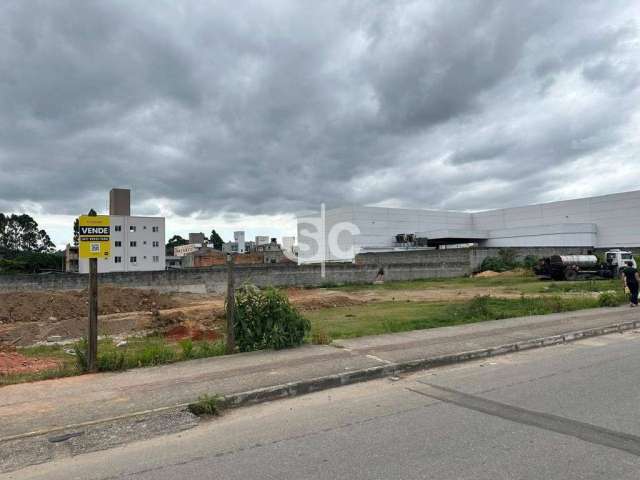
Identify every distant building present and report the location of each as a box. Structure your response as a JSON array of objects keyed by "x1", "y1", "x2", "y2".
[
  {"x1": 64, "y1": 244, "x2": 79, "y2": 272},
  {"x1": 297, "y1": 190, "x2": 640, "y2": 263},
  {"x1": 188, "y1": 232, "x2": 206, "y2": 245},
  {"x1": 282, "y1": 236, "x2": 295, "y2": 253},
  {"x1": 79, "y1": 189, "x2": 165, "y2": 273},
  {"x1": 174, "y1": 243, "x2": 202, "y2": 257},
  {"x1": 182, "y1": 248, "x2": 265, "y2": 268},
  {"x1": 234, "y1": 231, "x2": 245, "y2": 253},
  {"x1": 222, "y1": 231, "x2": 247, "y2": 254},
  {"x1": 165, "y1": 255, "x2": 182, "y2": 269},
  {"x1": 109, "y1": 188, "x2": 131, "y2": 216},
  {"x1": 255, "y1": 236, "x2": 270, "y2": 246},
  {"x1": 256, "y1": 238, "x2": 293, "y2": 264}
]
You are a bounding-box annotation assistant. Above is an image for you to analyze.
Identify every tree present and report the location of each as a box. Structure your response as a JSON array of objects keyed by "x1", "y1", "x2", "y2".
[
  {"x1": 166, "y1": 235, "x2": 189, "y2": 256},
  {"x1": 0, "y1": 213, "x2": 55, "y2": 253},
  {"x1": 73, "y1": 209, "x2": 96, "y2": 246},
  {"x1": 209, "y1": 229, "x2": 224, "y2": 250},
  {"x1": 73, "y1": 218, "x2": 79, "y2": 246}
]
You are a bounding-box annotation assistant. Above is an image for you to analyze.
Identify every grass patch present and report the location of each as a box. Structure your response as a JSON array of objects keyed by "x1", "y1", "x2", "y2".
[
  {"x1": 307, "y1": 293, "x2": 627, "y2": 342},
  {"x1": 335, "y1": 275, "x2": 541, "y2": 292},
  {"x1": 188, "y1": 394, "x2": 222, "y2": 416},
  {"x1": 0, "y1": 365, "x2": 79, "y2": 387},
  {"x1": 541, "y1": 279, "x2": 619, "y2": 294},
  {"x1": 2, "y1": 336, "x2": 227, "y2": 386},
  {"x1": 334, "y1": 275, "x2": 621, "y2": 297},
  {"x1": 74, "y1": 336, "x2": 227, "y2": 372}
]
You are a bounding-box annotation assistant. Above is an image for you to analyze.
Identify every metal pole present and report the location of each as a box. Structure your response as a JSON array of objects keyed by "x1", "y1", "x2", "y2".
[
  {"x1": 226, "y1": 253, "x2": 236, "y2": 354},
  {"x1": 88, "y1": 257, "x2": 98, "y2": 372}
]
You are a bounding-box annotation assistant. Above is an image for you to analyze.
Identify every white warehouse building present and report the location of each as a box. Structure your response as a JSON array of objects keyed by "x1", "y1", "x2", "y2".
[
  {"x1": 297, "y1": 190, "x2": 640, "y2": 263},
  {"x1": 79, "y1": 189, "x2": 166, "y2": 273}
]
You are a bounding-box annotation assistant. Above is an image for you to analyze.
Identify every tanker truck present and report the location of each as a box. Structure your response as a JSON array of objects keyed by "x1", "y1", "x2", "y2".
[{"x1": 534, "y1": 249, "x2": 637, "y2": 281}]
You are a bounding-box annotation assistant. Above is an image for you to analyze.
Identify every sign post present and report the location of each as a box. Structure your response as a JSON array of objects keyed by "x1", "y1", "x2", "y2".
[
  {"x1": 225, "y1": 252, "x2": 236, "y2": 354},
  {"x1": 78, "y1": 215, "x2": 111, "y2": 372}
]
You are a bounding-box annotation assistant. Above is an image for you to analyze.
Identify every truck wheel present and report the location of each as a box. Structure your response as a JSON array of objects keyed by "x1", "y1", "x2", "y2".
[{"x1": 564, "y1": 269, "x2": 578, "y2": 281}]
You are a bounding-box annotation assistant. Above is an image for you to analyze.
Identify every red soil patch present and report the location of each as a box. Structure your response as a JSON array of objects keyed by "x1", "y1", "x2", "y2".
[
  {"x1": 0, "y1": 351, "x2": 60, "y2": 375},
  {"x1": 165, "y1": 325, "x2": 222, "y2": 342}
]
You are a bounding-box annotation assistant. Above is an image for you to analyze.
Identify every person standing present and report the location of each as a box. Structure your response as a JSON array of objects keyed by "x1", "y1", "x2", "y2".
[{"x1": 621, "y1": 260, "x2": 640, "y2": 307}]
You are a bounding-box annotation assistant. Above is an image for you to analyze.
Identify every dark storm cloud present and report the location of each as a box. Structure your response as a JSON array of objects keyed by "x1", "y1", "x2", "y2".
[{"x1": 0, "y1": 0, "x2": 638, "y2": 224}]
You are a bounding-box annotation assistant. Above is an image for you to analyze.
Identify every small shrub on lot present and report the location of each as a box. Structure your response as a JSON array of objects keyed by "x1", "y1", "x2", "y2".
[
  {"x1": 480, "y1": 256, "x2": 509, "y2": 272},
  {"x1": 522, "y1": 255, "x2": 539, "y2": 269},
  {"x1": 310, "y1": 328, "x2": 332, "y2": 345},
  {"x1": 479, "y1": 251, "x2": 539, "y2": 273},
  {"x1": 234, "y1": 285, "x2": 311, "y2": 352},
  {"x1": 180, "y1": 339, "x2": 194, "y2": 358},
  {"x1": 188, "y1": 394, "x2": 222, "y2": 416},
  {"x1": 598, "y1": 291, "x2": 627, "y2": 307}
]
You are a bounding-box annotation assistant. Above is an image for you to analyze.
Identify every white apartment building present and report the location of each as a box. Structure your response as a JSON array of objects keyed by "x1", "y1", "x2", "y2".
[
  {"x1": 79, "y1": 189, "x2": 166, "y2": 273},
  {"x1": 79, "y1": 216, "x2": 166, "y2": 273}
]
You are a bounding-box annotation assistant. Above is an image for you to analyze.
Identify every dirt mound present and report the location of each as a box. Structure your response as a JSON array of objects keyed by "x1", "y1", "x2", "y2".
[
  {"x1": 474, "y1": 269, "x2": 532, "y2": 278},
  {"x1": 0, "y1": 350, "x2": 60, "y2": 375},
  {"x1": 285, "y1": 288, "x2": 366, "y2": 310},
  {"x1": 165, "y1": 325, "x2": 223, "y2": 342},
  {"x1": 474, "y1": 270, "x2": 501, "y2": 278},
  {"x1": 0, "y1": 286, "x2": 180, "y2": 324}
]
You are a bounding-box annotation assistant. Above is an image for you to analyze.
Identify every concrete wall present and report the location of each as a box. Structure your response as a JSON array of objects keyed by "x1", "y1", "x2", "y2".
[
  {"x1": 356, "y1": 246, "x2": 592, "y2": 272},
  {"x1": 0, "y1": 246, "x2": 603, "y2": 294},
  {"x1": 0, "y1": 258, "x2": 468, "y2": 294}
]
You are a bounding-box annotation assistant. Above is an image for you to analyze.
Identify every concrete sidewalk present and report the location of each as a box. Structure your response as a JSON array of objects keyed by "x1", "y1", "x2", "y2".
[{"x1": 2, "y1": 306, "x2": 639, "y2": 443}]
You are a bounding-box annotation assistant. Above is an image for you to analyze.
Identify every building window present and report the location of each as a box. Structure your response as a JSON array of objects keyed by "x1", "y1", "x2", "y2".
[
  {"x1": 130, "y1": 256, "x2": 137, "y2": 263},
  {"x1": 153, "y1": 256, "x2": 159, "y2": 263},
  {"x1": 129, "y1": 225, "x2": 136, "y2": 232},
  {"x1": 152, "y1": 241, "x2": 159, "y2": 247},
  {"x1": 152, "y1": 226, "x2": 159, "y2": 232},
  {"x1": 115, "y1": 241, "x2": 122, "y2": 247},
  {"x1": 115, "y1": 225, "x2": 122, "y2": 232},
  {"x1": 143, "y1": 241, "x2": 147, "y2": 245},
  {"x1": 130, "y1": 241, "x2": 137, "y2": 247},
  {"x1": 114, "y1": 256, "x2": 122, "y2": 263},
  {"x1": 143, "y1": 226, "x2": 147, "y2": 230}
]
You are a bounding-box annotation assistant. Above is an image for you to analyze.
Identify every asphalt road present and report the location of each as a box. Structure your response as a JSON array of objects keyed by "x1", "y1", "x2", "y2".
[{"x1": 6, "y1": 331, "x2": 640, "y2": 480}]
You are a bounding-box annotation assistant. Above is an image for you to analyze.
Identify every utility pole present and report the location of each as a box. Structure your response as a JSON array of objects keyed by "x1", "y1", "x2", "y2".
[
  {"x1": 225, "y1": 252, "x2": 236, "y2": 354},
  {"x1": 88, "y1": 257, "x2": 98, "y2": 372}
]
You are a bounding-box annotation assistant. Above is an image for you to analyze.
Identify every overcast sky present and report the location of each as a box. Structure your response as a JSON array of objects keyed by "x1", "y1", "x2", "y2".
[{"x1": 1, "y1": 0, "x2": 639, "y2": 247}]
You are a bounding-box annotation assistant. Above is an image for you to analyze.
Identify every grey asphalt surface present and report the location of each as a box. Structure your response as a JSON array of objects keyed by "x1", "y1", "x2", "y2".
[{"x1": 6, "y1": 330, "x2": 640, "y2": 480}]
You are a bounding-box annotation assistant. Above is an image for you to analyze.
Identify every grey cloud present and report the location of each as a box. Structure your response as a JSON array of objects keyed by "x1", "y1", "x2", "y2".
[{"x1": 0, "y1": 0, "x2": 638, "y2": 239}]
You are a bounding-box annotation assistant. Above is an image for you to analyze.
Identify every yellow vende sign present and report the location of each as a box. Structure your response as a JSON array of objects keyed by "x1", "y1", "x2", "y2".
[{"x1": 79, "y1": 215, "x2": 111, "y2": 259}]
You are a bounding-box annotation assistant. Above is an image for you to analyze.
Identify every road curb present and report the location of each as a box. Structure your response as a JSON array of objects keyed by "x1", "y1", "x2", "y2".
[
  {"x1": 219, "y1": 319, "x2": 640, "y2": 410},
  {"x1": 3, "y1": 319, "x2": 638, "y2": 446}
]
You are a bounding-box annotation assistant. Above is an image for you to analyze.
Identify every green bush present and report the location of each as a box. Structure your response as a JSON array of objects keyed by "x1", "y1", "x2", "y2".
[
  {"x1": 479, "y1": 251, "x2": 538, "y2": 273},
  {"x1": 522, "y1": 255, "x2": 539, "y2": 269},
  {"x1": 480, "y1": 256, "x2": 509, "y2": 272},
  {"x1": 598, "y1": 291, "x2": 627, "y2": 307},
  {"x1": 234, "y1": 285, "x2": 311, "y2": 352},
  {"x1": 188, "y1": 394, "x2": 222, "y2": 416}
]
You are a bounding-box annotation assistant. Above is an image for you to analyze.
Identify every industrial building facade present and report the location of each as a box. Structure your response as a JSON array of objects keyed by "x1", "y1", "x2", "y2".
[{"x1": 297, "y1": 190, "x2": 640, "y2": 263}]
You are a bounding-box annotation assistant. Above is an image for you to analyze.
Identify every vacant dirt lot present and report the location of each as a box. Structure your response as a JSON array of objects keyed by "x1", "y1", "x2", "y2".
[{"x1": 0, "y1": 278, "x2": 545, "y2": 348}]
